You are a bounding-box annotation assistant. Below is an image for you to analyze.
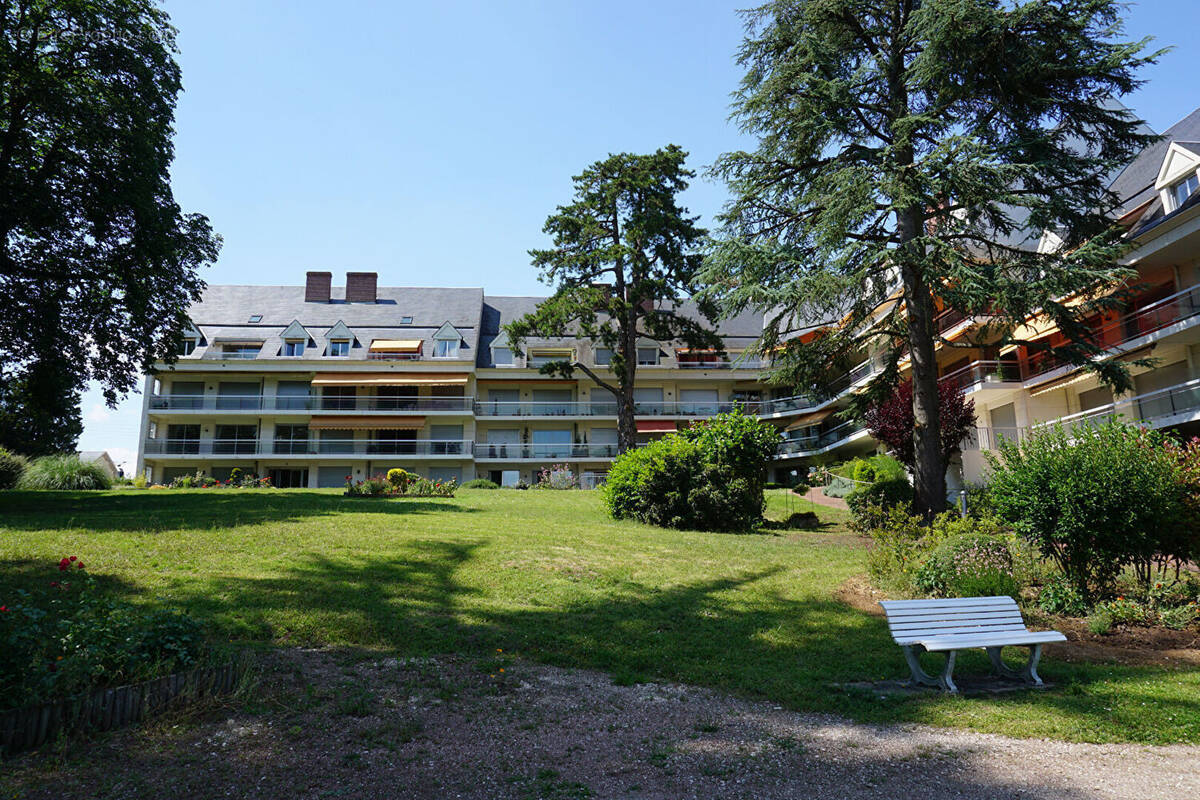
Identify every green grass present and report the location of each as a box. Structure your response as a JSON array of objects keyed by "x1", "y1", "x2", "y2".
[{"x1": 0, "y1": 488, "x2": 1196, "y2": 744}]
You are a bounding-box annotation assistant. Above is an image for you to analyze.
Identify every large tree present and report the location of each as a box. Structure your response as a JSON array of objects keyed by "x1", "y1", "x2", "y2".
[
  {"x1": 0, "y1": 0, "x2": 221, "y2": 453},
  {"x1": 703, "y1": 0, "x2": 1158, "y2": 515},
  {"x1": 505, "y1": 145, "x2": 722, "y2": 452}
]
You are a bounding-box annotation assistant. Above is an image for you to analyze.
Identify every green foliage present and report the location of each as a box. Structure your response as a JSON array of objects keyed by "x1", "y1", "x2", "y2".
[
  {"x1": 463, "y1": 479, "x2": 500, "y2": 489},
  {"x1": 1037, "y1": 576, "x2": 1088, "y2": 617},
  {"x1": 846, "y1": 478, "x2": 913, "y2": 532},
  {"x1": 915, "y1": 532, "x2": 1023, "y2": 599},
  {"x1": 17, "y1": 454, "x2": 112, "y2": 490},
  {"x1": 1086, "y1": 609, "x2": 1113, "y2": 636},
  {"x1": 0, "y1": 447, "x2": 28, "y2": 489},
  {"x1": 386, "y1": 469, "x2": 411, "y2": 491},
  {"x1": 822, "y1": 474, "x2": 857, "y2": 498},
  {"x1": 0, "y1": 1, "x2": 221, "y2": 455},
  {"x1": 1158, "y1": 604, "x2": 1200, "y2": 631},
  {"x1": 535, "y1": 464, "x2": 579, "y2": 490},
  {"x1": 987, "y1": 421, "x2": 1183, "y2": 602},
  {"x1": 404, "y1": 477, "x2": 457, "y2": 498},
  {"x1": 503, "y1": 145, "x2": 721, "y2": 450},
  {"x1": 603, "y1": 411, "x2": 778, "y2": 532},
  {"x1": 0, "y1": 558, "x2": 206, "y2": 709}
]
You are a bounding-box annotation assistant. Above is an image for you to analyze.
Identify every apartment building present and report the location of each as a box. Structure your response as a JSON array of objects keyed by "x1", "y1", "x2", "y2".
[
  {"x1": 137, "y1": 108, "x2": 1200, "y2": 492},
  {"x1": 136, "y1": 271, "x2": 767, "y2": 487}
]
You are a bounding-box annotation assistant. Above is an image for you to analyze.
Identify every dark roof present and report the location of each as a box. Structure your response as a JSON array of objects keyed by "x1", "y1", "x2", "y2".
[{"x1": 1108, "y1": 107, "x2": 1200, "y2": 216}]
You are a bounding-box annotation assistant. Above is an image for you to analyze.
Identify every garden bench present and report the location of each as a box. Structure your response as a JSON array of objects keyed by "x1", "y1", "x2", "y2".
[{"x1": 878, "y1": 596, "x2": 1066, "y2": 693}]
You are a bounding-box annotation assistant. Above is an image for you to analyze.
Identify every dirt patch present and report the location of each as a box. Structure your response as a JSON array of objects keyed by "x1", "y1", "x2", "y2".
[
  {"x1": 833, "y1": 575, "x2": 1200, "y2": 667},
  {"x1": 4, "y1": 648, "x2": 1198, "y2": 800}
]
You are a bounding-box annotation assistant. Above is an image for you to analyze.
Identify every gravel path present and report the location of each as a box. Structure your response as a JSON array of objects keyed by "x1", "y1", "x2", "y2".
[{"x1": 4, "y1": 648, "x2": 1197, "y2": 800}]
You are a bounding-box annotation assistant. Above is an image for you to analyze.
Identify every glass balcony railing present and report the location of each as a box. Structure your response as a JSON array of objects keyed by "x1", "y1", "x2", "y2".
[
  {"x1": 473, "y1": 443, "x2": 620, "y2": 460},
  {"x1": 937, "y1": 360, "x2": 1023, "y2": 391},
  {"x1": 775, "y1": 421, "x2": 863, "y2": 457},
  {"x1": 145, "y1": 439, "x2": 474, "y2": 457}
]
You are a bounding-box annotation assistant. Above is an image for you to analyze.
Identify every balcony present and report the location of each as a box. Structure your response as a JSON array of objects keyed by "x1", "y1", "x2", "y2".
[
  {"x1": 1024, "y1": 284, "x2": 1200, "y2": 383},
  {"x1": 144, "y1": 438, "x2": 473, "y2": 457},
  {"x1": 149, "y1": 395, "x2": 474, "y2": 413},
  {"x1": 217, "y1": 349, "x2": 260, "y2": 360},
  {"x1": 366, "y1": 352, "x2": 422, "y2": 361},
  {"x1": 1044, "y1": 377, "x2": 1200, "y2": 434},
  {"x1": 473, "y1": 443, "x2": 620, "y2": 460},
  {"x1": 938, "y1": 360, "x2": 1023, "y2": 392},
  {"x1": 961, "y1": 427, "x2": 1028, "y2": 452},
  {"x1": 775, "y1": 421, "x2": 865, "y2": 457}
]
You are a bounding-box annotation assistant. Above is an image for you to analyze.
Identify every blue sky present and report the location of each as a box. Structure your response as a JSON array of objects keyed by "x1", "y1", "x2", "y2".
[{"x1": 80, "y1": 0, "x2": 1200, "y2": 472}]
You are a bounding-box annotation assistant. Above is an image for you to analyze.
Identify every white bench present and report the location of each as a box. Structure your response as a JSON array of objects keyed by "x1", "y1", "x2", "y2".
[{"x1": 878, "y1": 596, "x2": 1066, "y2": 693}]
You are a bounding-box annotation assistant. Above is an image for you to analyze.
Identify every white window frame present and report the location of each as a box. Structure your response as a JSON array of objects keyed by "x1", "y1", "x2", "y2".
[
  {"x1": 284, "y1": 340, "x2": 305, "y2": 357},
  {"x1": 491, "y1": 346, "x2": 514, "y2": 366},
  {"x1": 433, "y1": 339, "x2": 459, "y2": 359},
  {"x1": 594, "y1": 347, "x2": 613, "y2": 366},
  {"x1": 1170, "y1": 173, "x2": 1199, "y2": 211},
  {"x1": 177, "y1": 338, "x2": 197, "y2": 356},
  {"x1": 328, "y1": 340, "x2": 350, "y2": 357},
  {"x1": 636, "y1": 346, "x2": 659, "y2": 366}
]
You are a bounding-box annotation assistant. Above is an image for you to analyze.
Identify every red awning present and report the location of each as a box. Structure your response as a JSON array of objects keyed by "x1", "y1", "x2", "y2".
[{"x1": 636, "y1": 420, "x2": 678, "y2": 433}]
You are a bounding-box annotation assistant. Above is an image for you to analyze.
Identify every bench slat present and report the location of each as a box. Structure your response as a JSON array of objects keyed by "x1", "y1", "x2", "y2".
[
  {"x1": 889, "y1": 622, "x2": 1029, "y2": 635},
  {"x1": 880, "y1": 596, "x2": 1017, "y2": 610},
  {"x1": 907, "y1": 631, "x2": 1067, "y2": 651},
  {"x1": 886, "y1": 610, "x2": 1025, "y2": 625},
  {"x1": 884, "y1": 606, "x2": 1024, "y2": 620}
]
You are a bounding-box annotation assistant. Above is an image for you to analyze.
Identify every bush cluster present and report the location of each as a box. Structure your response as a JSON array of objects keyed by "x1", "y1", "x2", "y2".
[
  {"x1": 603, "y1": 410, "x2": 778, "y2": 532},
  {"x1": 0, "y1": 558, "x2": 207, "y2": 709},
  {"x1": 534, "y1": 464, "x2": 579, "y2": 490},
  {"x1": 0, "y1": 447, "x2": 29, "y2": 489},
  {"x1": 987, "y1": 421, "x2": 1194, "y2": 602},
  {"x1": 17, "y1": 454, "x2": 112, "y2": 490},
  {"x1": 463, "y1": 478, "x2": 499, "y2": 489},
  {"x1": 169, "y1": 469, "x2": 271, "y2": 489},
  {"x1": 344, "y1": 473, "x2": 457, "y2": 497}
]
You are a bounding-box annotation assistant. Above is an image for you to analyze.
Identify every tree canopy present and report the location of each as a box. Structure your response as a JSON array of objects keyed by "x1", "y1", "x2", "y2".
[
  {"x1": 0, "y1": 0, "x2": 221, "y2": 453},
  {"x1": 702, "y1": 0, "x2": 1158, "y2": 514},
  {"x1": 505, "y1": 145, "x2": 722, "y2": 451}
]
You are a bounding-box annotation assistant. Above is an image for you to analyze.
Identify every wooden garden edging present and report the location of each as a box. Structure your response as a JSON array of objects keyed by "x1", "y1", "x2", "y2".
[{"x1": 0, "y1": 662, "x2": 243, "y2": 756}]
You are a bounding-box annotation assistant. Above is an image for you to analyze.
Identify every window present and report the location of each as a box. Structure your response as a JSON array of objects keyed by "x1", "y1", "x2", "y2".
[
  {"x1": 637, "y1": 347, "x2": 659, "y2": 366},
  {"x1": 594, "y1": 347, "x2": 613, "y2": 366},
  {"x1": 529, "y1": 349, "x2": 571, "y2": 367},
  {"x1": 177, "y1": 338, "x2": 196, "y2": 356},
  {"x1": 1171, "y1": 173, "x2": 1199, "y2": 210},
  {"x1": 329, "y1": 339, "x2": 349, "y2": 357},
  {"x1": 433, "y1": 339, "x2": 459, "y2": 358},
  {"x1": 400, "y1": 316, "x2": 413, "y2": 325},
  {"x1": 247, "y1": 314, "x2": 262, "y2": 323},
  {"x1": 284, "y1": 340, "x2": 305, "y2": 356},
  {"x1": 492, "y1": 346, "x2": 513, "y2": 366}
]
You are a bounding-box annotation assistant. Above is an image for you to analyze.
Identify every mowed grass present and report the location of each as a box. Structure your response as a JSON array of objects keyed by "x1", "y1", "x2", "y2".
[{"x1": 0, "y1": 488, "x2": 1196, "y2": 745}]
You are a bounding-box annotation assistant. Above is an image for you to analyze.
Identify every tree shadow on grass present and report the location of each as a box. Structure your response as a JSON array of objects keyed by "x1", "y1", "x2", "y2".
[
  {"x1": 0, "y1": 490, "x2": 476, "y2": 533},
  {"x1": 141, "y1": 541, "x2": 1198, "y2": 744}
]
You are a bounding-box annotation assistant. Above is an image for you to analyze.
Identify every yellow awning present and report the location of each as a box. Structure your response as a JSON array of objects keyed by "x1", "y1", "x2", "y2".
[
  {"x1": 785, "y1": 409, "x2": 834, "y2": 430},
  {"x1": 308, "y1": 416, "x2": 425, "y2": 430},
  {"x1": 311, "y1": 373, "x2": 468, "y2": 387},
  {"x1": 369, "y1": 339, "x2": 423, "y2": 352},
  {"x1": 999, "y1": 317, "x2": 1060, "y2": 355}
]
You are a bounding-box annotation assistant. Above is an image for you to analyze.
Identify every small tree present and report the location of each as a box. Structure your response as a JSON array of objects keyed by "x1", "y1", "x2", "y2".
[
  {"x1": 505, "y1": 145, "x2": 723, "y2": 452},
  {"x1": 863, "y1": 381, "x2": 976, "y2": 472},
  {"x1": 986, "y1": 421, "x2": 1181, "y2": 603}
]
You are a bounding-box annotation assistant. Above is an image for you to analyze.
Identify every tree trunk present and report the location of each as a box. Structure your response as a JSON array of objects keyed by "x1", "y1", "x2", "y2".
[
  {"x1": 898, "y1": 211, "x2": 947, "y2": 518},
  {"x1": 616, "y1": 389, "x2": 637, "y2": 453}
]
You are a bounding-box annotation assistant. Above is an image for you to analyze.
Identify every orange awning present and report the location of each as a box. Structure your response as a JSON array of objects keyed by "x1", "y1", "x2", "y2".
[
  {"x1": 308, "y1": 416, "x2": 425, "y2": 430},
  {"x1": 311, "y1": 373, "x2": 468, "y2": 387},
  {"x1": 637, "y1": 420, "x2": 678, "y2": 433}
]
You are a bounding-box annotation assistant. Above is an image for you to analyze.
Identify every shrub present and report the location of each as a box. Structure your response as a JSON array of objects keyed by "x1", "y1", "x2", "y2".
[
  {"x1": 0, "y1": 447, "x2": 28, "y2": 489},
  {"x1": 405, "y1": 477, "x2": 457, "y2": 497},
  {"x1": 1093, "y1": 596, "x2": 1154, "y2": 627},
  {"x1": 1086, "y1": 609, "x2": 1113, "y2": 635},
  {"x1": 1159, "y1": 603, "x2": 1199, "y2": 630},
  {"x1": 386, "y1": 468, "x2": 411, "y2": 491},
  {"x1": 914, "y1": 532, "x2": 1023, "y2": 599},
  {"x1": 822, "y1": 474, "x2": 858, "y2": 498},
  {"x1": 1036, "y1": 575, "x2": 1088, "y2": 616},
  {"x1": 0, "y1": 558, "x2": 206, "y2": 709},
  {"x1": 866, "y1": 509, "x2": 1015, "y2": 597},
  {"x1": 846, "y1": 477, "x2": 913, "y2": 532},
  {"x1": 535, "y1": 464, "x2": 579, "y2": 490},
  {"x1": 603, "y1": 410, "x2": 778, "y2": 532},
  {"x1": 17, "y1": 454, "x2": 112, "y2": 490},
  {"x1": 987, "y1": 421, "x2": 1183, "y2": 602},
  {"x1": 463, "y1": 478, "x2": 499, "y2": 489},
  {"x1": 346, "y1": 476, "x2": 391, "y2": 496},
  {"x1": 132, "y1": 475, "x2": 148, "y2": 489}
]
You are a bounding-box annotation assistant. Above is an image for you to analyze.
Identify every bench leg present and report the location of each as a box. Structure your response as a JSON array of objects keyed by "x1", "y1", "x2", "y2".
[
  {"x1": 987, "y1": 645, "x2": 1045, "y2": 686},
  {"x1": 902, "y1": 646, "x2": 958, "y2": 694}
]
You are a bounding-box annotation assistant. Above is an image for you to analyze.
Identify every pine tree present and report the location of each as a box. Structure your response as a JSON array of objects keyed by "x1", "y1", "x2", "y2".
[
  {"x1": 506, "y1": 145, "x2": 722, "y2": 452},
  {"x1": 703, "y1": 0, "x2": 1158, "y2": 515}
]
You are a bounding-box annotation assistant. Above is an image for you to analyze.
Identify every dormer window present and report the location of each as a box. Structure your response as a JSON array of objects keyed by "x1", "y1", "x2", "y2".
[
  {"x1": 433, "y1": 339, "x2": 459, "y2": 358},
  {"x1": 1170, "y1": 173, "x2": 1199, "y2": 211},
  {"x1": 177, "y1": 338, "x2": 196, "y2": 356},
  {"x1": 491, "y1": 345, "x2": 514, "y2": 366},
  {"x1": 284, "y1": 340, "x2": 305, "y2": 357},
  {"x1": 329, "y1": 340, "x2": 349, "y2": 357}
]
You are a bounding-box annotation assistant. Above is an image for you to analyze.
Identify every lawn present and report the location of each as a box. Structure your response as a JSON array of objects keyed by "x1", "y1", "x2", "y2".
[{"x1": 0, "y1": 488, "x2": 1196, "y2": 745}]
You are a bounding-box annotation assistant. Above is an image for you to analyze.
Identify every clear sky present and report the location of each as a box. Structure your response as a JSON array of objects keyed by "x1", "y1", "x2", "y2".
[{"x1": 80, "y1": 0, "x2": 1200, "y2": 473}]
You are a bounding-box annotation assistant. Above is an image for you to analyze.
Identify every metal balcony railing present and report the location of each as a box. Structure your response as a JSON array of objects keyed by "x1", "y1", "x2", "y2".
[
  {"x1": 144, "y1": 439, "x2": 473, "y2": 457},
  {"x1": 150, "y1": 395, "x2": 474, "y2": 413},
  {"x1": 218, "y1": 350, "x2": 260, "y2": 360},
  {"x1": 473, "y1": 443, "x2": 620, "y2": 460},
  {"x1": 960, "y1": 427, "x2": 1028, "y2": 452},
  {"x1": 775, "y1": 421, "x2": 863, "y2": 457},
  {"x1": 937, "y1": 360, "x2": 1023, "y2": 391},
  {"x1": 366, "y1": 352, "x2": 422, "y2": 361},
  {"x1": 1042, "y1": 377, "x2": 1200, "y2": 434}
]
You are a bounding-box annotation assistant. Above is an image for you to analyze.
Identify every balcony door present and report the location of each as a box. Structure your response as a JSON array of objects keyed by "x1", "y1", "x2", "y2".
[
  {"x1": 169, "y1": 381, "x2": 204, "y2": 410},
  {"x1": 484, "y1": 389, "x2": 519, "y2": 416},
  {"x1": 679, "y1": 388, "x2": 719, "y2": 415},
  {"x1": 370, "y1": 428, "x2": 416, "y2": 455},
  {"x1": 484, "y1": 428, "x2": 520, "y2": 459},
  {"x1": 531, "y1": 428, "x2": 572, "y2": 459},
  {"x1": 165, "y1": 424, "x2": 200, "y2": 454},
  {"x1": 217, "y1": 381, "x2": 260, "y2": 410},
  {"x1": 633, "y1": 387, "x2": 663, "y2": 415},
  {"x1": 214, "y1": 425, "x2": 258, "y2": 455},
  {"x1": 430, "y1": 424, "x2": 464, "y2": 455},
  {"x1": 532, "y1": 389, "x2": 572, "y2": 416},
  {"x1": 274, "y1": 424, "x2": 310, "y2": 455},
  {"x1": 321, "y1": 386, "x2": 357, "y2": 411},
  {"x1": 276, "y1": 381, "x2": 312, "y2": 411},
  {"x1": 376, "y1": 385, "x2": 418, "y2": 411}
]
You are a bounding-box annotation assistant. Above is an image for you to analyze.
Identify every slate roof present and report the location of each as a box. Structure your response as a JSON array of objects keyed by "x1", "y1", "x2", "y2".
[
  {"x1": 180, "y1": 284, "x2": 484, "y2": 363},
  {"x1": 1108, "y1": 107, "x2": 1200, "y2": 216},
  {"x1": 476, "y1": 295, "x2": 764, "y2": 367}
]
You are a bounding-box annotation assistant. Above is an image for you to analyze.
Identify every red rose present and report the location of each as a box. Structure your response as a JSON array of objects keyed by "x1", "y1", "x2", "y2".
[
  {"x1": 69, "y1": 556, "x2": 77, "y2": 562},
  {"x1": 0, "y1": 606, "x2": 8, "y2": 612}
]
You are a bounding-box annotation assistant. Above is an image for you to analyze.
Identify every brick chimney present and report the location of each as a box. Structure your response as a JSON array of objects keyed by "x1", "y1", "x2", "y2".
[
  {"x1": 345, "y1": 272, "x2": 378, "y2": 303},
  {"x1": 305, "y1": 271, "x2": 332, "y2": 302}
]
